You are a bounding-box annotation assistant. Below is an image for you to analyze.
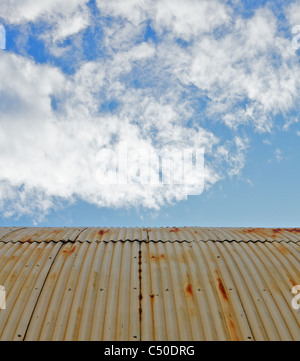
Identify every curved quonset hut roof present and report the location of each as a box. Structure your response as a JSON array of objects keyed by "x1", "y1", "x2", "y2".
[{"x1": 0, "y1": 227, "x2": 299, "y2": 341}]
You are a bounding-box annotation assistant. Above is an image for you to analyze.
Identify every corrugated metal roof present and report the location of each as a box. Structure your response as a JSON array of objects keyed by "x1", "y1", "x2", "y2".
[
  {"x1": 0, "y1": 227, "x2": 85, "y2": 243},
  {"x1": 0, "y1": 227, "x2": 24, "y2": 240},
  {"x1": 0, "y1": 227, "x2": 299, "y2": 341},
  {"x1": 1, "y1": 227, "x2": 300, "y2": 243}
]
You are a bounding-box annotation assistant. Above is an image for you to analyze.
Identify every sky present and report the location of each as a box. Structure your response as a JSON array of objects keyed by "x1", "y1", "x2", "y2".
[{"x1": 0, "y1": 0, "x2": 299, "y2": 228}]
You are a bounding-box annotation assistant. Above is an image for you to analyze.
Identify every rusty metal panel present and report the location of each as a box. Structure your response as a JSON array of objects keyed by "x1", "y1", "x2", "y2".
[
  {"x1": 0, "y1": 227, "x2": 299, "y2": 341},
  {"x1": 235, "y1": 228, "x2": 300, "y2": 242},
  {"x1": 0, "y1": 227, "x2": 85, "y2": 243},
  {"x1": 140, "y1": 241, "x2": 300, "y2": 341},
  {"x1": 23, "y1": 241, "x2": 140, "y2": 341},
  {"x1": 142, "y1": 227, "x2": 300, "y2": 243},
  {"x1": 76, "y1": 227, "x2": 148, "y2": 243},
  {"x1": 0, "y1": 241, "x2": 63, "y2": 340},
  {"x1": 0, "y1": 228, "x2": 23, "y2": 241},
  {"x1": 1, "y1": 227, "x2": 299, "y2": 243}
]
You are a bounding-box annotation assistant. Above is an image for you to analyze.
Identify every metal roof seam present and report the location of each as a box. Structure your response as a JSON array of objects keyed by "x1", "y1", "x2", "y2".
[
  {"x1": 0, "y1": 238, "x2": 273, "y2": 243},
  {"x1": 1, "y1": 227, "x2": 300, "y2": 243},
  {"x1": 70, "y1": 227, "x2": 89, "y2": 244}
]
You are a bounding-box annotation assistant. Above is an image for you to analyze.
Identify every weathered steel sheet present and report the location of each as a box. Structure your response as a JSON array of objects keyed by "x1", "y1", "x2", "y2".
[{"x1": 0, "y1": 227, "x2": 299, "y2": 341}]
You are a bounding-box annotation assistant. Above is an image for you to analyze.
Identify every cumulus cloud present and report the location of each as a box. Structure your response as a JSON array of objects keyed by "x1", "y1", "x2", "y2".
[
  {"x1": 97, "y1": 0, "x2": 231, "y2": 38},
  {"x1": 286, "y1": 0, "x2": 300, "y2": 27},
  {"x1": 0, "y1": 0, "x2": 299, "y2": 221},
  {"x1": 0, "y1": 0, "x2": 90, "y2": 43}
]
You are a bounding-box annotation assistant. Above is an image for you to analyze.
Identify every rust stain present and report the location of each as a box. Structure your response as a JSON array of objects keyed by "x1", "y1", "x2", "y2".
[
  {"x1": 98, "y1": 229, "x2": 109, "y2": 236},
  {"x1": 150, "y1": 254, "x2": 165, "y2": 261},
  {"x1": 93, "y1": 271, "x2": 98, "y2": 289},
  {"x1": 277, "y1": 244, "x2": 288, "y2": 255},
  {"x1": 217, "y1": 277, "x2": 228, "y2": 301},
  {"x1": 62, "y1": 246, "x2": 76, "y2": 255},
  {"x1": 69, "y1": 246, "x2": 76, "y2": 254},
  {"x1": 272, "y1": 228, "x2": 300, "y2": 234},
  {"x1": 242, "y1": 228, "x2": 300, "y2": 239},
  {"x1": 150, "y1": 294, "x2": 155, "y2": 310},
  {"x1": 228, "y1": 317, "x2": 239, "y2": 341},
  {"x1": 169, "y1": 227, "x2": 180, "y2": 233},
  {"x1": 289, "y1": 278, "x2": 297, "y2": 287},
  {"x1": 186, "y1": 284, "x2": 193, "y2": 296},
  {"x1": 19, "y1": 232, "x2": 38, "y2": 242},
  {"x1": 241, "y1": 228, "x2": 259, "y2": 234}
]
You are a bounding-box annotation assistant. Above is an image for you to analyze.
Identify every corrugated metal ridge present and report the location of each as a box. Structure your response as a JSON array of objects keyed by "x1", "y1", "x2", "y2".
[
  {"x1": 0, "y1": 239, "x2": 299, "y2": 341},
  {"x1": 0, "y1": 227, "x2": 300, "y2": 244}
]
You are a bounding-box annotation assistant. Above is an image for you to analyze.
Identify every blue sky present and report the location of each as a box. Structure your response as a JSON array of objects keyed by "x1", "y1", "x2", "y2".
[{"x1": 0, "y1": 0, "x2": 299, "y2": 227}]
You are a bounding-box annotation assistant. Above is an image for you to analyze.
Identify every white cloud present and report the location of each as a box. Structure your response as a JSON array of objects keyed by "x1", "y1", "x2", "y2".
[
  {"x1": 97, "y1": 0, "x2": 230, "y2": 37},
  {"x1": 151, "y1": 0, "x2": 231, "y2": 40},
  {"x1": 170, "y1": 8, "x2": 299, "y2": 131},
  {"x1": 0, "y1": 1, "x2": 299, "y2": 220},
  {"x1": 275, "y1": 148, "x2": 283, "y2": 162},
  {"x1": 283, "y1": 117, "x2": 298, "y2": 130},
  {"x1": 97, "y1": 1, "x2": 300, "y2": 132},
  {"x1": 286, "y1": 0, "x2": 300, "y2": 27},
  {"x1": 0, "y1": 51, "x2": 223, "y2": 219},
  {"x1": 0, "y1": 0, "x2": 90, "y2": 43}
]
